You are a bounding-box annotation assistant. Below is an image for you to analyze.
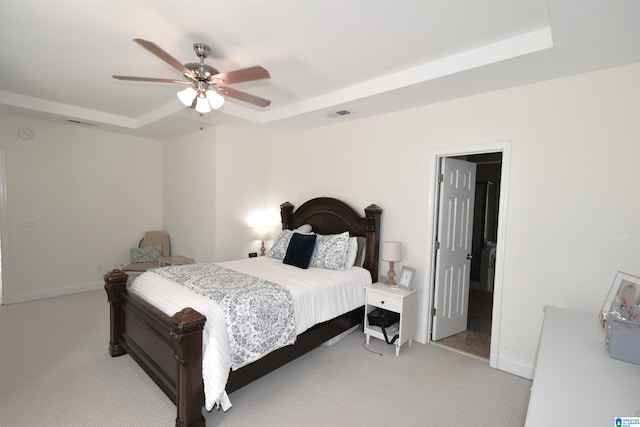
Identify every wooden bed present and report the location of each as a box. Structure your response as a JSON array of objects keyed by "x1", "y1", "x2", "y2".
[{"x1": 104, "y1": 197, "x2": 382, "y2": 427}]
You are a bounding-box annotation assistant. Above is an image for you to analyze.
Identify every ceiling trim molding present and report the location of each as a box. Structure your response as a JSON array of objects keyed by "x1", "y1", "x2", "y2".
[
  {"x1": 0, "y1": 90, "x2": 137, "y2": 129},
  {"x1": 262, "y1": 27, "x2": 553, "y2": 124}
]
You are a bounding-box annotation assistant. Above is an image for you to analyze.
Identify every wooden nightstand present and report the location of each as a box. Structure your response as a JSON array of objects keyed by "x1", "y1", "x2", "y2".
[
  {"x1": 364, "y1": 282, "x2": 418, "y2": 356},
  {"x1": 159, "y1": 256, "x2": 194, "y2": 267}
]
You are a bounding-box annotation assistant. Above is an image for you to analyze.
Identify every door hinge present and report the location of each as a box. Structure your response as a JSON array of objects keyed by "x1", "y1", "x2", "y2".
[
  {"x1": 434, "y1": 241, "x2": 440, "y2": 250},
  {"x1": 438, "y1": 173, "x2": 444, "y2": 183},
  {"x1": 431, "y1": 307, "x2": 436, "y2": 317}
]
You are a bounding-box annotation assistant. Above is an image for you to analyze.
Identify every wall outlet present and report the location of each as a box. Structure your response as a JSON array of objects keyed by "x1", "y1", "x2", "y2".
[{"x1": 23, "y1": 218, "x2": 36, "y2": 228}]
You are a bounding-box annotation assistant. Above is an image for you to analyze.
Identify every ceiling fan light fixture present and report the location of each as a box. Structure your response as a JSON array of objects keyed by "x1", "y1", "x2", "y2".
[
  {"x1": 206, "y1": 89, "x2": 225, "y2": 109},
  {"x1": 115, "y1": 39, "x2": 271, "y2": 110},
  {"x1": 177, "y1": 86, "x2": 197, "y2": 106},
  {"x1": 195, "y1": 95, "x2": 212, "y2": 113}
]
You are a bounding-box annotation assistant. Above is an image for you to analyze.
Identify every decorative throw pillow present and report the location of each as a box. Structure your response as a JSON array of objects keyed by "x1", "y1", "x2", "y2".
[
  {"x1": 310, "y1": 231, "x2": 350, "y2": 271},
  {"x1": 130, "y1": 245, "x2": 163, "y2": 263},
  {"x1": 267, "y1": 230, "x2": 293, "y2": 260},
  {"x1": 283, "y1": 233, "x2": 317, "y2": 269},
  {"x1": 354, "y1": 236, "x2": 366, "y2": 267}
]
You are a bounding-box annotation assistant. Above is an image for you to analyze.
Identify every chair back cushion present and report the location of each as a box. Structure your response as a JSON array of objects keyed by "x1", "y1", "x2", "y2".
[{"x1": 142, "y1": 231, "x2": 170, "y2": 256}]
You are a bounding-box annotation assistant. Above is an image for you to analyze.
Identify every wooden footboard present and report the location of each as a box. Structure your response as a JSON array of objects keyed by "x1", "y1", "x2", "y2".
[
  {"x1": 105, "y1": 270, "x2": 364, "y2": 427},
  {"x1": 105, "y1": 270, "x2": 206, "y2": 427}
]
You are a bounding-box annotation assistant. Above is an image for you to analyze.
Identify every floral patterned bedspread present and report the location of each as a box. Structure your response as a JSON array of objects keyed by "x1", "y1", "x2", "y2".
[{"x1": 152, "y1": 263, "x2": 296, "y2": 369}]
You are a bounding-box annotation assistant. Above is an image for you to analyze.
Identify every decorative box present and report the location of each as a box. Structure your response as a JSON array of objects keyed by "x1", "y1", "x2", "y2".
[{"x1": 606, "y1": 315, "x2": 640, "y2": 365}]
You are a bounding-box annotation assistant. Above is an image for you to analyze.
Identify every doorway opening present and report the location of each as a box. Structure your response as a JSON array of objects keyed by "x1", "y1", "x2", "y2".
[
  {"x1": 424, "y1": 142, "x2": 510, "y2": 369},
  {"x1": 436, "y1": 152, "x2": 502, "y2": 359}
]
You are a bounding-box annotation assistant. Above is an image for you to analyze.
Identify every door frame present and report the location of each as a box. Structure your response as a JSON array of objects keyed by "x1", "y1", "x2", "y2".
[
  {"x1": 0, "y1": 148, "x2": 7, "y2": 305},
  {"x1": 422, "y1": 141, "x2": 511, "y2": 369}
]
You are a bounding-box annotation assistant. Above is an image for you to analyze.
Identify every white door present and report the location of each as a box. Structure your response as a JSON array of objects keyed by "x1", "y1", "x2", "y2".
[{"x1": 432, "y1": 157, "x2": 476, "y2": 341}]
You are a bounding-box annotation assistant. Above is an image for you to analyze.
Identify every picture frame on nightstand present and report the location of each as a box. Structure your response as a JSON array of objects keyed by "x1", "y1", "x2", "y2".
[{"x1": 398, "y1": 266, "x2": 415, "y2": 291}]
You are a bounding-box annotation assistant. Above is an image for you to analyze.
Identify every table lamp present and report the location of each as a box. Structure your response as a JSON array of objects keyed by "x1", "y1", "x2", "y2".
[
  {"x1": 382, "y1": 241, "x2": 402, "y2": 287},
  {"x1": 256, "y1": 227, "x2": 270, "y2": 256}
]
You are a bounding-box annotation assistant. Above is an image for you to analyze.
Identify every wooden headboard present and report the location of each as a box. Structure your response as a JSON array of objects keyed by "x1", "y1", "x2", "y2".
[{"x1": 279, "y1": 197, "x2": 382, "y2": 281}]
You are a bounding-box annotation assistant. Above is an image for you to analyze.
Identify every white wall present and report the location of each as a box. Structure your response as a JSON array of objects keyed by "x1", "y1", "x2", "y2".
[
  {"x1": 214, "y1": 125, "x2": 275, "y2": 261},
  {"x1": 212, "y1": 63, "x2": 640, "y2": 378},
  {"x1": 0, "y1": 113, "x2": 163, "y2": 303},
  {"x1": 161, "y1": 125, "x2": 273, "y2": 263},
  {"x1": 162, "y1": 127, "x2": 217, "y2": 262}
]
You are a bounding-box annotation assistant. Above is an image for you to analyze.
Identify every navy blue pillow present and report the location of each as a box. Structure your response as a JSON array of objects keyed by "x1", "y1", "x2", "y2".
[{"x1": 283, "y1": 233, "x2": 317, "y2": 269}]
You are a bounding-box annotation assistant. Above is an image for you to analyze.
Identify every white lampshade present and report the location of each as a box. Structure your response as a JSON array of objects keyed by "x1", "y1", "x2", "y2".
[
  {"x1": 177, "y1": 86, "x2": 197, "y2": 106},
  {"x1": 206, "y1": 89, "x2": 225, "y2": 109},
  {"x1": 382, "y1": 241, "x2": 402, "y2": 262},
  {"x1": 195, "y1": 95, "x2": 212, "y2": 113},
  {"x1": 255, "y1": 226, "x2": 270, "y2": 241}
]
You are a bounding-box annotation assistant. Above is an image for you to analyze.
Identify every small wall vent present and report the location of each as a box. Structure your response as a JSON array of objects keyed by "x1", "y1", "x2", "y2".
[
  {"x1": 67, "y1": 119, "x2": 97, "y2": 126},
  {"x1": 327, "y1": 109, "x2": 352, "y2": 118}
]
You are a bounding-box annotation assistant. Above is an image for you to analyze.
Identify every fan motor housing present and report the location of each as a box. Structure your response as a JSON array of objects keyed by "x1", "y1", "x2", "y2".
[{"x1": 185, "y1": 62, "x2": 220, "y2": 80}]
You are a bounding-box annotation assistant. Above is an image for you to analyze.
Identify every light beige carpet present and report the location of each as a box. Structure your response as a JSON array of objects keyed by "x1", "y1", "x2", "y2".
[{"x1": 0, "y1": 290, "x2": 531, "y2": 426}]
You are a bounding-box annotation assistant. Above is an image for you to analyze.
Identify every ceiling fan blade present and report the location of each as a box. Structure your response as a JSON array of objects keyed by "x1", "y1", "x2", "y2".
[
  {"x1": 218, "y1": 87, "x2": 271, "y2": 108},
  {"x1": 212, "y1": 66, "x2": 270, "y2": 85},
  {"x1": 112, "y1": 75, "x2": 190, "y2": 84},
  {"x1": 133, "y1": 38, "x2": 196, "y2": 80}
]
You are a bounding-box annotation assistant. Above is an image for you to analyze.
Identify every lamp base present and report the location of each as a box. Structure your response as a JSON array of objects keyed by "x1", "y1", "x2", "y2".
[
  {"x1": 385, "y1": 261, "x2": 397, "y2": 287},
  {"x1": 260, "y1": 241, "x2": 266, "y2": 256}
]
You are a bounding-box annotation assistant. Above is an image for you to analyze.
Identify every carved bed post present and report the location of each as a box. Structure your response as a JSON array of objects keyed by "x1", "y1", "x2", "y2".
[
  {"x1": 280, "y1": 201, "x2": 294, "y2": 230},
  {"x1": 104, "y1": 269, "x2": 129, "y2": 357},
  {"x1": 170, "y1": 308, "x2": 206, "y2": 427},
  {"x1": 364, "y1": 204, "x2": 383, "y2": 282}
]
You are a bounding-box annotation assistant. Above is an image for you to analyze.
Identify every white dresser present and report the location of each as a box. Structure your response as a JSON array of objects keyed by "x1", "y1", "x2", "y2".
[{"x1": 525, "y1": 306, "x2": 640, "y2": 426}]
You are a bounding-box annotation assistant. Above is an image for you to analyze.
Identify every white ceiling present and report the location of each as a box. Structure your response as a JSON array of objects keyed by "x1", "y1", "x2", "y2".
[{"x1": 1, "y1": 0, "x2": 639, "y2": 139}]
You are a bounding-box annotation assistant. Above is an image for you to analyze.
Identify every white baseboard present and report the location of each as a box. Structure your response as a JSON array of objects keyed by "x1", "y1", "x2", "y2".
[
  {"x1": 414, "y1": 328, "x2": 427, "y2": 345},
  {"x1": 497, "y1": 356, "x2": 534, "y2": 380},
  {"x1": 4, "y1": 281, "x2": 104, "y2": 305}
]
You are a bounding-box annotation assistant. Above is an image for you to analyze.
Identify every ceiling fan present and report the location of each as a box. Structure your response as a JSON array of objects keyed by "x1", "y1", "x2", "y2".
[{"x1": 113, "y1": 39, "x2": 271, "y2": 113}]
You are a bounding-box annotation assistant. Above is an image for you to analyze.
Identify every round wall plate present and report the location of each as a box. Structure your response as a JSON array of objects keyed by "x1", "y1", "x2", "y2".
[{"x1": 17, "y1": 128, "x2": 34, "y2": 140}]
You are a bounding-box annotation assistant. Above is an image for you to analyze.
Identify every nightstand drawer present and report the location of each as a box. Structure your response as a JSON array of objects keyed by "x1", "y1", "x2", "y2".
[{"x1": 367, "y1": 292, "x2": 402, "y2": 312}]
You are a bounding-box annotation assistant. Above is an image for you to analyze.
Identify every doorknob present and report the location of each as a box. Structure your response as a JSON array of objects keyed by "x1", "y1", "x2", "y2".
[{"x1": 467, "y1": 254, "x2": 473, "y2": 260}]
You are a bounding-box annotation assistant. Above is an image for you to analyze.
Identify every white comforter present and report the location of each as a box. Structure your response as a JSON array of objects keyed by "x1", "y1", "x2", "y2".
[{"x1": 129, "y1": 256, "x2": 369, "y2": 411}]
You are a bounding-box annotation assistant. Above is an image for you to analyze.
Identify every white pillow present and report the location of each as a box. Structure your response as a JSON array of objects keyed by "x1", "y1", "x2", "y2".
[
  {"x1": 345, "y1": 237, "x2": 358, "y2": 268},
  {"x1": 294, "y1": 224, "x2": 313, "y2": 233}
]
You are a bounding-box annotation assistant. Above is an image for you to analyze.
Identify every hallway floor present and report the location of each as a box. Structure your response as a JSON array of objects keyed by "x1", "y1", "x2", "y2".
[{"x1": 436, "y1": 288, "x2": 493, "y2": 359}]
